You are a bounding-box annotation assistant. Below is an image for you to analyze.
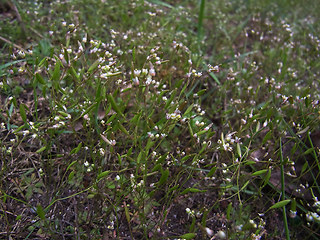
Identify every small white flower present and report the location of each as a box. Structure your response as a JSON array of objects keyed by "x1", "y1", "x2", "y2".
[
  {"x1": 217, "y1": 230, "x2": 226, "y2": 239},
  {"x1": 289, "y1": 210, "x2": 297, "y2": 218},
  {"x1": 134, "y1": 69, "x2": 141, "y2": 77},
  {"x1": 99, "y1": 148, "x2": 105, "y2": 156},
  {"x1": 133, "y1": 77, "x2": 139, "y2": 85}
]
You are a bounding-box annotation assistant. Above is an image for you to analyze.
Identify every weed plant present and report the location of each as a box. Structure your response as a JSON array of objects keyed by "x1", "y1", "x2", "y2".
[{"x1": 0, "y1": 0, "x2": 320, "y2": 239}]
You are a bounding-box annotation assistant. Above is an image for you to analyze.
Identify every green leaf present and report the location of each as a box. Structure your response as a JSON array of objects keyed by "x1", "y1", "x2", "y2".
[
  {"x1": 251, "y1": 169, "x2": 268, "y2": 176},
  {"x1": 124, "y1": 202, "x2": 131, "y2": 224},
  {"x1": 158, "y1": 169, "x2": 169, "y2": 185},
  {"x1": 36, "y1": 146, "x2": 47, "y2": 153},
  {"x1": 256, "y1": 121, "x2": 260, "y2": 133},
  {"x1": 52, "y1": 60, "x2": 61, "y2": 81},
  {"x1": 150, "y1": 0, "x2": 174, "y2": 8},
  {"x1": 178, "y1": 233, "x2": 196, "y2": 239},
  {"x1": 181, "y1": 188, "x2": 207, "y2": 195},
  {"x1": 226, "y1": 202, "x2": 232, "y2": 220},
  {"x1": 19, "y1": 104, "x2": 27, "y2": 124},
  {"x1": 184, "y1": 104, "x2": 194, "y2": 117},
  {"x1": 69, "y1": 66, "x2": 79, "y2": 81},
  {"x1": 269, "y1": 199, "x2": 291, "y2": 210},
  {"x1": 38, "y1": 57, "x2": 47, "y2": 67},
  {"x1": 70, "y1": 143, "x2": 82, "y2": 155},
  {"x1": 0, "y1": 59, "x2": 24, "y2": 71},
  {"x1": 97, "y1": 171, "x2": 110, "y2": 180},
  {"x1": 196, "y1": 89, "x2": 206, "y2": 96},
  {"x1": 175, "y1": 78, "x2": 184, "y2": 88},
  {"x1": 65, "y1": 160, "x2": 77, "y2": 172},
  {"x1": 262, "y1": 168, "x2": 271, "y2": 188},
  {"x1": 207, "y1": 166, "x2": 216, "y2": 178},
  {"x1": 107, "y1": 94, "x2": 124, "y2": 117},
  {"x1": 165, "y1": 90, "x2": 177, "y2": 109},
  {"x1": 35, "y1": 73, "x2": 45, "y2": 84},
  {"x1": 262, "y1": 131, "x2": 272, "y2": 145},
  {"x1": 300, "y1": 161, "x2": 308, "y2": 175},
  {"x1": 68, "y1": 171, "x2": 75, "y2": 182},
  {"x1": 63, "y1": 48, "x2": 69, "y2": 65},
  {"x1": 296, "y1": 126, "x2": 310, "y2": 135},
  {"x1": 118, "y1": 121, "x2": 129, "y2": 135},
  {"x1": 181, "y1": 155, "x2": 192, "y2": 162},
  {"x1": 87, "y1": 59, "x2": 100, "y2": 73},
  {"x1": 303, "y1": 148, "x2": 314, "y2": 156},
  {"x1": 208, "y1": 72, "x2": 220, "y2": 85},
  {"x1": 36, "y1": 205, "x2": 46, "y2": 220},
  {"x1": 237, "y1": 142, "x2": 242, "y2": 158}
]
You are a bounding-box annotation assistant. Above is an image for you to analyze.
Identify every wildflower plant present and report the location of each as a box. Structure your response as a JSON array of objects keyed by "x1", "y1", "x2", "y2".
[{"x1": 0, "y1": 0, "x2": 320, "y2": 239}]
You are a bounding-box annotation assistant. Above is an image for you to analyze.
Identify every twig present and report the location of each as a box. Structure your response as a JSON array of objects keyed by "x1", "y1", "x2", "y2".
[
  {"x1": 0, "y1": 35, "x2": 24, "y2": 51},
  {"x1": 10, "y1": 0, "x2": 27, "y2": 38}
]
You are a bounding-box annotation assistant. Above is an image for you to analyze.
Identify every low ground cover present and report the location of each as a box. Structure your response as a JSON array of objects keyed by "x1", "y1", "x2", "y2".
[{"x1": 0, "y1": 0, "x2": 320, "y2": 239}]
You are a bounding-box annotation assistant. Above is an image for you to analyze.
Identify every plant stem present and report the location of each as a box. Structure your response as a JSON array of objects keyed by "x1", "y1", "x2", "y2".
[
  {"x1": 279, "y1": 138, "x2": 290, "y2": 240},
  {"x1": 198, "y1": 0, "x2": 205, "y2": 42}
]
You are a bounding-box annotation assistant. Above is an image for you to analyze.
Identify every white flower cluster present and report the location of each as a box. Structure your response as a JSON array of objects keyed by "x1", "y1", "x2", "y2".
[
  {"x1": 217, "y1": 132, "x2": 240, "y2": 152},
  {"x1": 166, "y1": 109, "x2": 181, "y2": 121},
  {"x1": 306, "y1": 197, "x2": 320, "y2": 223},
  {"x1": 84, "y1": 161, "x2": 94, "y2": 172}
]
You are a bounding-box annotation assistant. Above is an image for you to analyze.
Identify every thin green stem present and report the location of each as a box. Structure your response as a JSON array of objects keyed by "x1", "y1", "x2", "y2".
[
  {"x1": 198, "y1": 0, "x2": 205, "y2": 42},
  {"x1": 279, "y1": 138, "x2": 290, "y2": 240}
]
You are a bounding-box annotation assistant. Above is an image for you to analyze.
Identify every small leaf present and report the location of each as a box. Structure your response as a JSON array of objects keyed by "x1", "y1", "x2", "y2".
[
  {"x1": 87, "y1": 194, "x2": 95, "y2": 199},
  {"x1": 165, "y1": 90, "x2": 177, "y2": 109},
  {"x1": 158, "y1": 169, "x2": 169, "y2": 185},
  {"x1": 296, "y1": 126, "x2": 309, "y2": 135},
  {"x1": 262, "y1": 131, "x2": 272, "y2": 145},
  {"x1": 181, "y1": 188, "x2": 206, "y2": 195},
  {"x1": 300, "y1": 161, "x2": 308, "y2": 175},
  {"x1": 207, "y1": 166, "x2": 216, "y2": 178},
  {"x1": 303, "y1": 148, "x2": 314, "y2": 156},
  {"x1": 65, "y1": 160, "x2": 77, "y2": 172},
  {"x1": 35, "y1": 73, "x2": 45, "y2": 84},
  {"x1": 58, "y1": 111, "x2": 70, "y2": 118},
  {"x1": 36, "y1": 205, "x2": 46, "y2": 220},
  {"x1": 256, "y1": 121, "x2": 260, "y2": 133},
  {"x1": 36, "y1": 146, "x2": 47, "y2": 153},
  {"x1": 196, "y1": 89, "x2": 206, "y2": 96},
  {"x1": 97, "y1": 171, "x2": 110, "y2": 180},
  {"x1": 118, "y1": 121, "x2": 129, "y2": 135},
  {"x1": 52, "y1": 60, "x2": 61, "y2": 81},
  {"x1": 178, "y1": 233, "x2": 196, "y2": 239},
  {"x1": 290, "y1": 198, "x2": 297, "y2": 212},
  {"x1": 226, "y1": 202, "x2": 232, "y2": 220},
  {"x1": 19, "y1": 104, "x2": 27, "y2": 124},
  {"x1": 269, "y1": 199, "x2": 291, "y2": 210},
  {"x1": 124, "y1": 202, "x2": 131, "y2": 224},
  {"x1": 237, "y1": 142, "x2": 242, "y2": 158},
  {"x1": 68, "y1": 171, "x2": 75, "y2": 182},
  {"x1": 69, "y1": 66, "x2": 79, "y2": 80},
  {"x1": 181, "y1": 155, "x2": 192, "y2": 162},
  {"x1": 87, "y1": 59, "x2": 100, "y2": 73},
  {"x1": 107, "y1": 94, "x2": 124, "y2": 117},
  {"x1": 184, "y1": 104, "x2": 194, "y2": 117},
  {"x1": 38, "y1": 57, "x2": 47, "y2": 67},
  {"x1": 70, "y1": 142, "x2": 82, "y2": 155},
  {"x1": 262, "y1": 168, "x2": 271, "y2": 188},
  {"x1": 251, "y1": 169, "x2": 268, "y2": 176}
]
